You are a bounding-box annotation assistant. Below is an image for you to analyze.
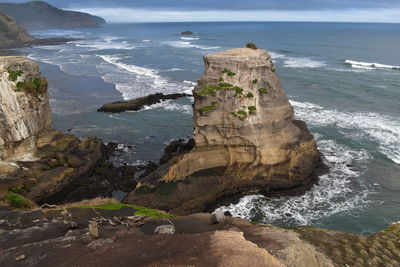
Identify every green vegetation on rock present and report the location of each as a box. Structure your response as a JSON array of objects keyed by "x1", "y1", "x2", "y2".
[
  {"x1": 221, "y1": 68, "x2": 236, "y2": 76},
  {"x1": 252, "y1": 79, "x2": 258, "y2": 84},
  {"x1": 6, "y1": 69, "x2": 23, "y2": 82},
  {"x1": 245, "y1": 42, "x2": 257, "y2": 49},
  {"x1": 246, "y1": 92, "x2": 254, "y2": 98},
  {"x1": 199, "y1": 101, "x2": 218, "y2": 113},
  {"x1": 15, "y1": 77, "x2": 47, "y2": 98},
  {"x1": 258, "y1": 88, "x2": 269, "y2": 94},
  {"x1": 73, "y1": 201, "x2": 176, "y2": 219},
  {"x1": 231, "y1": 110, "x2": 248, "y2": 120},
  {"x1": 5, "y1": 192, "x2": 32, "y2": 209}
]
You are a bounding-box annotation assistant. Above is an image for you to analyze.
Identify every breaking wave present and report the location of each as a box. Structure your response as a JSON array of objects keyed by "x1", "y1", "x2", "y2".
[{"x1": 345, "y1": 60, "x2": 400, "y2": 70}]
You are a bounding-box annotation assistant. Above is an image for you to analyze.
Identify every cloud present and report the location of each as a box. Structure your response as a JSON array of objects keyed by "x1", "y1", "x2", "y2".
[{"x1": 75, "y1": 7, "x2": 400, "y2": 23}]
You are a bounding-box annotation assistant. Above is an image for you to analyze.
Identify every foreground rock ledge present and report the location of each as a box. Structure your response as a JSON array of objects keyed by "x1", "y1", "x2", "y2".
[{"x1": 127, "y1": 48, "x2": 324, "y2": 214}]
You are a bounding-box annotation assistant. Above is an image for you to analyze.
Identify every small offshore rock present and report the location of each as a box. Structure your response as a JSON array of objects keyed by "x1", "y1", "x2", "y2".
[
  {"x1": 154, "y1": 225, "x2": 175, "y2": 234},
  {"x1": 211, "y1": 210, "x2": 226, "y2": 224},
  {"x1": 15, "y1": 255, "x2": 26, "y2": 261},
  {"x1": 181, "y1": 31, "x2": 193, "y2": 35}
]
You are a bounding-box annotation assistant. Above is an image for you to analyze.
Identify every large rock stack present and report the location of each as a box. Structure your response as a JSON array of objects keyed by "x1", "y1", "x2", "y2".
[
  {"x1": 128, "y1": 48, "x2": 324, "y2": 214},
  {"x1": 0, "y1": 56, "x2": 52, "y2": 161}
]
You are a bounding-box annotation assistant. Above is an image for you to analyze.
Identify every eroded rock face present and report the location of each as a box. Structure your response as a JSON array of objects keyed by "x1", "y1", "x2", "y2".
[
  {"x1": 0, "y1": 56, "x2": 52, "y2": 161},
  {"x1": 127, "y1": 48, "x2": 324, "y2": 214}
]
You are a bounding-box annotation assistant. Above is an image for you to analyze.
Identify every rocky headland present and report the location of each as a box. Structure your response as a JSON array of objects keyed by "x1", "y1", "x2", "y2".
[
  {"x1": 0, "y1": 1, "x2": 105, "y2": 30},
  {"x1": 126, "y1": 48, "x2": 324, "y2": 215},
  {"x1": 0, "y1": 11, "x2": 78, "y2": 50}
]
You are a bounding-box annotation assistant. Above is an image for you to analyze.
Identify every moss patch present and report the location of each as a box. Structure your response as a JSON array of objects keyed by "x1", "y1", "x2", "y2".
[
  {"x1": 221, "y1": 68, "x2": 236, "y2": 76},
  {"x1": 5, "y1": 192, "x2": 32, "y2": 209},
  {"x1": 73, "y1": 201, "x2": 176, "y2": 219},
  {"x1": 252, "y1": 79, "x2": 258, "y2": 84},
  {"x1": 231, "y1": 110, "x2": 248, "y2": 121},
  {"x1": 245, "y1": 43, "x2": 257, "y2": 49},
  {"x1": 7, "y1": 69, "x2": 23, "y2": 82},
  {"x1": 199, "y1": 101, "x2": 218, "y2": 113},
  {"x1": 246, "y1": 92, "x2": 254, "y2": 98},
  {"x1": 16, "y1": 77, "x2": 47, "y2": 98}
]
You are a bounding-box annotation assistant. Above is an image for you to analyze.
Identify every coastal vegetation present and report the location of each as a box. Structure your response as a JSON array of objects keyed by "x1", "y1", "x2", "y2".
[
  {"x1": 6, "y1": 68, "x2": 23, "y2": 81},
  {"x1": 199, "y1": 101, "x2": 219, "y2": 113}
]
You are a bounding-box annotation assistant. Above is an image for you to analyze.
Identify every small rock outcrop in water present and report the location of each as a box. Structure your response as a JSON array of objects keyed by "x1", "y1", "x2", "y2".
[
  {"x1": 97, "y1": 93, "x2": 191, "y2": 113},
  {"x1": 0, "y1": 1, "x2": 106, "y2": 30},
  {"x1": 181, "y1": 31, "x2": 193, "y2": 35},
  {"x1": 127, "y1": 48, "x2": 324, "y2": 215},
  {"x1": 0, "y1": 56, "x2": 52, "y2": 161}
]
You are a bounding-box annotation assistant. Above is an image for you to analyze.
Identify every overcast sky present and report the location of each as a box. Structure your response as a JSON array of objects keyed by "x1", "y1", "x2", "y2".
[{"x1": 1, "y1": 0, "x2": 400, "y2": 23}]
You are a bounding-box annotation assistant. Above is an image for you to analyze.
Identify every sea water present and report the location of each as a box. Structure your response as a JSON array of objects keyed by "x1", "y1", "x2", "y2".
[{"x1": 20, "y1": 22, "x2": 400, "y2": 234}]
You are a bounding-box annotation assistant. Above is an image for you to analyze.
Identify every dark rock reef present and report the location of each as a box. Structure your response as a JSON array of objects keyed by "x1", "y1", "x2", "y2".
[
  {"x1": 0, "y1": 1, "x2": 105, "y2": 30},
  {"x1": 126, "y1": 48, "x2": 325, "y2": 215},
  {"x1": 181, "y1": 31, "x2": 194, "y2": 35},
  {"x1": 97, "y1": 92, "x2": 191, "y2": 113}
]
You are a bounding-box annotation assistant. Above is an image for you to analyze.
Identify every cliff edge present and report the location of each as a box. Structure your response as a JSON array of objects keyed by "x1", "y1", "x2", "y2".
[
  {"x1": 127, "y1": 48, "x2": 324, "y2": 214},
  {"x1": 0, "y1": 56, "x2": 52, "y2": 161}
]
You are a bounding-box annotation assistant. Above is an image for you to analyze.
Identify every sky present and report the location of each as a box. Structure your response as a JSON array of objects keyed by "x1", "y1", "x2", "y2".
[{"x1": 1, "y1": 0, "x2": 400, "y2": 23}]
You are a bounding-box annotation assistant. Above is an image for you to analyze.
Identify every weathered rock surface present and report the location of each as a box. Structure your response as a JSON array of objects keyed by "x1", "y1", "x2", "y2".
[
  {"x1": 97, "y1": 92, "x2": 191, "y2": 113},
  {"x1": 0, "y1": 1, "x2": 106, "y2": 30},
  {"x1": 127, "y1": 48, "x2": 324, "y2": 214},
  {"x1": 0, "y1": 56, "x2": 52, "y2": 161},
  {"x1": 0, "y1": 200, "x2": 339, "y2": 267}
]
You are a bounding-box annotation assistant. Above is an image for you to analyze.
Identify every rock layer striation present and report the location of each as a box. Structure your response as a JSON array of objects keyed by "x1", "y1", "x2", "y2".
[
  {"x1": 127, "y1": 48, "x2": 324, "y2": 214},
  {"x1": 0, "y1": 56, "x2": 52, "y2": 161}
]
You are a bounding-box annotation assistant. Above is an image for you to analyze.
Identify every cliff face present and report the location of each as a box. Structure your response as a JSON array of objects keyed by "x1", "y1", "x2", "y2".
[
  {"x1": 127, "y1": 48, "x2": 323, "y2": 214},
  {"x1": 0, "y1": 1, "x2": 105, "y2": 30},
  {"x1": 0, "y1": 56, "x2": 52, "y2": 161},
  {"x1": 0, "y1": 12, "x2": 34, "y2": 47}
]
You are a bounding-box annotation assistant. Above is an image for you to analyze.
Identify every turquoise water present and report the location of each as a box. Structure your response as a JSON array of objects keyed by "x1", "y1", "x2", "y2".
[{"x1": 20, "y1": 22, "x2": 400, "y2": 234}]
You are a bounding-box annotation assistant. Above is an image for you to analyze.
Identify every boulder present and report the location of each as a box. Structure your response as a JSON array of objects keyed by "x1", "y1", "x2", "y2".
[
  {"x1": 154, "y1": 224, "x2": 175, "y2": 234},
  {"x1": 210, "y1": 210, "x2": 226, "y2": 224}
]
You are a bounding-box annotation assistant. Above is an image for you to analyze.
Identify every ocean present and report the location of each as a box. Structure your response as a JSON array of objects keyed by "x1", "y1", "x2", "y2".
[{"x1": 15, "y1": 22, "x2": 400, "y2": 234}]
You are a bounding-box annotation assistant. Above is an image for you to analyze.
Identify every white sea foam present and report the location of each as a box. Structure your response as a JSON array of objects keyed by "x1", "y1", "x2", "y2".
[
  {"x1": 284, "y1": 57, "x2": 326, "y2": 68},
  {"x1": 217, "y1": 139, "x2": 370, "y2": 225},
  {"x1": 97, "y1": 55, "x2": 193, "y2": 101},
  {"x1": 290, "y1": 100, "x2": 400, "y2": 164},
  {"x1": 180, "y1": 37, "x2": 200, "y2": 40},
  {"x1": 345, "y1": 60, "x2": 400, "y2": 70},
  {"x1": 142, "y1": 99, "x2": 192, "y2": 114},
  {"x1": 268, "y1": 51, "x2": 286, "y2": 59},
  {"x1": 164, "y1": 41, "x2": 220, "y2": 50},
  {"x1": 142, "y1": 40, "x2": 150, "y2": 42},
  {"x1": 268, "y1": 51, "x2": 326, "y2": 69}
]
